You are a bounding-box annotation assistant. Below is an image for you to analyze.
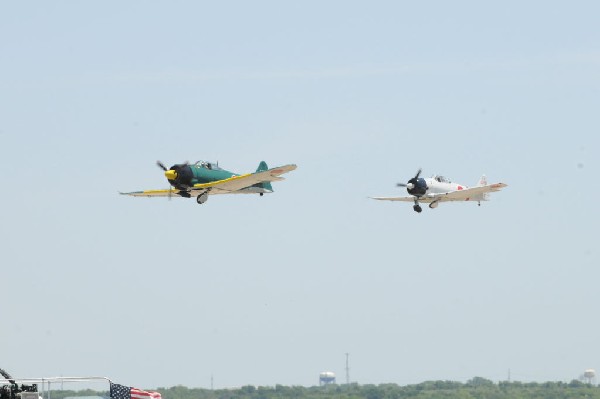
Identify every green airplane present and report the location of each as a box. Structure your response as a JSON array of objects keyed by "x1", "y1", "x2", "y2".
[{"x1": 121, "y1": 160, "x2": 297, "y2": 204}]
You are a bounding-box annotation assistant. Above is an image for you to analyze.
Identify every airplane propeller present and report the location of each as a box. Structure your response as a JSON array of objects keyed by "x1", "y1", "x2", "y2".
[
  {"x1": 155, "y1": 160, "x2": 194, "y2": 194},
  {"x1": 156, "y1": 160, "x2": 179, "y2": 181},
  {"x1": 156, "y1": 161, "x2": 173, "y2": 200},
  {"x1": 156, "y1": 160, "x2": 168, "y2": 171},
  {"x1": 397, "y1": 168, "x2": 427, "y2": 196}
]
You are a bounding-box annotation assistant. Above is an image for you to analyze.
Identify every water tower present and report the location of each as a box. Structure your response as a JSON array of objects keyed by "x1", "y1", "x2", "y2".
[
  {"x1": 319, "y1": 371, "x2": 336, "y2": 386},
  {"x1": 583, "y1": 369, "x2": 596, "y2": 384}
]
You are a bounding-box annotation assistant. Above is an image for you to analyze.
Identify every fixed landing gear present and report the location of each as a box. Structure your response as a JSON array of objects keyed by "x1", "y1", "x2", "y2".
[
  {"x1": 413, "y1": 198, "x2": 422, "y2": 213},
  {"x1": 196, "y1": 192, "x2": 208, "y2": 204},
  {"x1": 260, "y1": 193, "x2": 264, "y2": 197}
]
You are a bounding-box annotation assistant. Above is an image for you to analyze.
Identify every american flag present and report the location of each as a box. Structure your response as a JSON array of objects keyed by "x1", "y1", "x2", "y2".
[{"x1": 110, "y1": 383, "x2": 161, "y2": 399}]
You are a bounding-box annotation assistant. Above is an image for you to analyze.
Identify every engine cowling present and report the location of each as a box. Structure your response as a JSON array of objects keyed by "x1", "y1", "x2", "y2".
[
  {"x1": 407, "y1": 177, "x2": 428, "y2": 197},
  {"x1": 165, "y1": 164, "x2": 194, "y2": 189}
]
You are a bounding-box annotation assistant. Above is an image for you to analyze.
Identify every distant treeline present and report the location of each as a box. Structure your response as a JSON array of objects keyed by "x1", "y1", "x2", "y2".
[{"x1": 44, "y1": 377, "x2": 600, "y2": 399}]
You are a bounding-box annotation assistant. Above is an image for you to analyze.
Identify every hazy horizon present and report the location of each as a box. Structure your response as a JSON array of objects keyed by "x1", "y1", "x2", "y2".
[{"x1": 1, "y1": 0, "x2": 599, "y2": 390}]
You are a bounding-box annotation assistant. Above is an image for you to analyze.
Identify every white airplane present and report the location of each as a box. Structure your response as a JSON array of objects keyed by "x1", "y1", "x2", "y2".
[{"x1": 371, "y1": 168, "x2": 507, "y2": 213}]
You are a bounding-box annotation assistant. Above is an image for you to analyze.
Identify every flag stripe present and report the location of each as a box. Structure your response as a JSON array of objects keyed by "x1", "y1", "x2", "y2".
[
  {"x1": 131, "y1": 389, "x2": 161, "y2": 399},
  {"x1": 111, "y1": 383, "x2": 161, "y2": 399}
]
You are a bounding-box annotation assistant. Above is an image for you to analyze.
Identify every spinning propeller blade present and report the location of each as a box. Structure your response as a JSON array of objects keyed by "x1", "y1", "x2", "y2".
[
  {"x1": 156, "y1": 160, "x2": 168, "y2": 171},
  {"x1": 396, "y1": 167, "x2": 423, "y2": 193},
  {"x1": 397, "y1": 168, "x2": 422, "y2": 188},
  {"x1": 157, "y1": 160, "x2": 174, "y2": 200}
]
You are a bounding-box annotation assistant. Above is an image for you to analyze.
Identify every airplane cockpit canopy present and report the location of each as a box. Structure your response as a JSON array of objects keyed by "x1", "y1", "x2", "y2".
[
  {"x1": 195, "y1": 160, "x2": 222, "y2": 170},
  {"x1": 434, "y1": 175, "x2": 452, "y2": 183}
]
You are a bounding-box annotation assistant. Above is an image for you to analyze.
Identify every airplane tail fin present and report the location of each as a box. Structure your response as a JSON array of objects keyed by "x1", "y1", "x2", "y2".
[
  {"x1": 477, "y1": 174, "x2": 488, "y2": 186},
  {"x1": 476, "y1": 174, "x2": 489, "y2": 201},
  {"x1": 256, "y1": 161, "x2": 269, "y2": 172},
  {"x1": 256, "y1": 161, "x2": 273, "y2": 192}
]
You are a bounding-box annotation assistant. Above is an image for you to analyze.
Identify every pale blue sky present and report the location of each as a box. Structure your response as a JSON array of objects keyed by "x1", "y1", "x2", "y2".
[{"x1": 1, "y1": 0, "x2": 599, "y2": 390}]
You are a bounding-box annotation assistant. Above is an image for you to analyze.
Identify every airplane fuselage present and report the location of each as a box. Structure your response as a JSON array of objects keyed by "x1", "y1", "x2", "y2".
[
  {"x1": 420, "y1": 178, "x2": 467, "y2": 197},
  {"x1": 167, "y1": 161, "x2": 272, "y2": 195},
  {"x1": 188, "y1": 163, "x2": 237, "y2": 185},
  {"x1": 412, "y1": 175, "x2": 488, "y2": 204}
]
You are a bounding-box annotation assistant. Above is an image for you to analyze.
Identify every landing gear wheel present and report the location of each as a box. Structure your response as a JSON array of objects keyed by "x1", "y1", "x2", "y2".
[
  {"x1": 413, "y1": 204, "x2": 422, "y2": 213},
  {"x1": 260, "y1": 193, "x2": 264, "y2": 197},
  {"x1": 196, "y1": 192, "x2": 208, "y2": 204}
]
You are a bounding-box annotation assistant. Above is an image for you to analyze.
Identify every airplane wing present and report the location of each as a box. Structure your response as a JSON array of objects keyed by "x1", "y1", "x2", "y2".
[
  {"x1": 371, "y1": 195, "x2": 419, "y2": 202},
  {"x1": 191, "y1": 164, "x2": 297, "y2": 194},
  {"x1": 119, "y1": 189, "x2": 178, "y2": 197},
  {"x1": 371, "y1": 196, "x2": 441, "y2": 203},
  {"x1": 371, "y1": 183, "x2": 507, "y2": 203},
  {"x1": 431, "y1": 182, "x2": 507, "y2": 202}
]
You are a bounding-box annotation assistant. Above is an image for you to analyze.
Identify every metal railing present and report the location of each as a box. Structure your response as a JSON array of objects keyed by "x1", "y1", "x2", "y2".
[{"x1": 0, "y1": 377, "x2": 112, "y2": 399}]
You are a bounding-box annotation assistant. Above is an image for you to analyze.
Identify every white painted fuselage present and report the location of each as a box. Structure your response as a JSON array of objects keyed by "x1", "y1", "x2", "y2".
[{"x1": 420, "y1": 175, "x2": 488, "y2": 202}]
